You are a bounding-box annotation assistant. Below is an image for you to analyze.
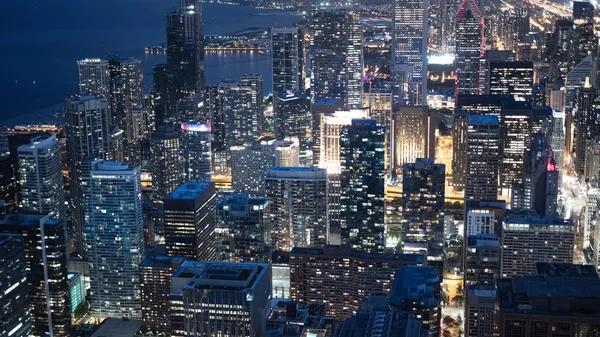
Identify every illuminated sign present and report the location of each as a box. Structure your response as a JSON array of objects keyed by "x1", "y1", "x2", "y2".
[{"x1": 181, "y1": 123, "x2": 210, "y2": 132}]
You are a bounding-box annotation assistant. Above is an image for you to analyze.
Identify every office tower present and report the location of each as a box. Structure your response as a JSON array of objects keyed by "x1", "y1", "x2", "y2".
[
  {"x1": 310, "y1": 98, "x2": 345, "y2": 166},
  {"x1": 0, "y1": 234, "x2": 31, "y2": 337},
  {"x1": 573, "y1": 1, "x2": 594, "y2": 22},
  {"x1": 215, "y1": 194, "x2": 270, "y2": 262},
  {"x1": 140, "y1": 254, "x2": 185, "y2": 334},
  {"x1": 68, "y1": 271, "x2": 85, "y2": 315},
  {"x1": 575, "y1": 79, "x2": 598, "y2": 174},
  {"x1": 455, "y1": 0, "x2": 483, "y2": 96},
  {"x1": 517, "y1": 132, "x2": 559, "y2": 216},
  {"x1": 479, "y1": 50, "x2": 516, "y2": 94},
  {"x1": 392, "y1": 106, "x2": 436, "y2": 174},
  {"x1": 152, "y1": 63, "x2": 170, "y2": 125},
  {"x1": 0, "y1": 214, "x2": 69, "y2": 337},
  {"x1": 271, "y1": 27, "x2": 303, "y2": 98},
  {"x1": 150, "y1": 125, "x2": 183, "y2": 204},
  {"x1": 552, "y1": 19, "x2": 573, "y2": 71},
  {"x1": 583, "y1": 189, "x2": 598, "y2": 250},
  {"x1": 389, "y1": 266, "x2": 441, "y2": 337},
  {"x1": 64, "y1": 94, "x2": 111, "y2": 256},
  {"x1": 501, "y1": 211, "x2": 573, "y2": 277},
  {"x1": 465, "y1": 115, "x2": 500, "y2": 201},
  {"x1": 392, "y1": 0, "x2": 428, "y2": 104},
  {"x1": 164, "y1": 181, "x2": 216, "y2": 260},
  {"x1": 465, "y1": 234, "x2": 501, "y2": 284},
  {"x1": 585, "y1": 137, "x2": 600, "y2": 184},
  {"x1": 318, "y1": 109, "x2": 370, "y2": 170},
  {"x1": 465, "y1": 200, "x2": 506, "y2": 237},
  {"x1": 452, "y1": 110, "x2": 468, "y2": 190},
  {"x1": 170, "y1": 261, "x2": 271, "y2": 337},
  {"x1": 500, "y1": 107, "x2": 532, "y2": 196},
  {"x1": 77, "y1": 58, "x2": 109, "y2": 95},
  {"x1": 364, "y1": 87, "x2": 393, "y2": 173},
  {"x1": 0, "y1": 155, "x2": 16, "y2": 218},
  {"x1": 465, "y1": 284, "x2": 496, "y2": 337},
  {"x1": 17, "y1": 134, "x2": 65, "y2": 220},
  {"x1": 402, "y1": 159, "x2": 445, "y2": 263},
  {"x1": 83, "y1": 160, "x2": 144, "y2": 320},
  {"x1": 230, "y1": 139, "x2": 293, "y2": 197},
  {"x1": 176, "y1": 93, "x2": 205, "y2": 123},
  {"x1": 497, "y1": 267, "x2": 600, "y2": 337},
  {"x1": 310, "y1": 8, "x2": 363, "y2": 107},
  {"x1": 570, "y1": 16, "x2": 597, "y2": 71},
  {"x1": 489, "y1": 61, "x2": 534, "y2": 102},
  {"x1": 181, "y1": 122, "x2": 211, "y2": 181},
  {"x1": 274, "y1": 139, "x2": 300, "y2": 167},
  {"x1": 565, "y1": 55, "x2": 597, "y2": 153},
  {"x1": 274, "y1": 94, "x2": 311, "y2": 165},
  {"x1": 290, "y1": 245, "x2": 425, "y2": 320},
  {"x1": 340, "y1": 119, "x2": 385, "y2": 253},
  {"x1": 219, "y1": 76, "x2": 264, "y2": 148},
  {"x1": 108, "y1": 58, "x2": 144, "y2": 134},
  {"x1": 266, "y1": 167, "x2": 327, "y2": 251},
  {"x1": 549, "y1": 111, "x2": 565, "y2": 190}
]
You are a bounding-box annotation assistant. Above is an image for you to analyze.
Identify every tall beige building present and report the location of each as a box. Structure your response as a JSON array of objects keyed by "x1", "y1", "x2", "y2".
[{"x1": 392, "y1": 106, "x2": 436, "y2": 175}]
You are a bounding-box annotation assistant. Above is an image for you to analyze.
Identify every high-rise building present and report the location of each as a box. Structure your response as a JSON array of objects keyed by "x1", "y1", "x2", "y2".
[
  {"x1": 565, "y1": 55, "x2": 596, "y2": 153},
  {"x1": 290, "y1": 245, "x2": 425, "y2": 320},
  {"x1": 465, "y1": 283, "x2": 496, "y2": 337},
  {"x1": 266, "y1": 167, "x2": 328, "y2": 251},
  {"x1": 140, "y1": 253, "x2": 185, "y2": 335},
  {"x1": 488, "y1": 61, "x2": 534, "y2": 102},
  {"x1": 452, "y1": 110, "x2": 468, "y2": 190},
  {"x1": 389, "y1": 266, "x2": 441, "y2": 337},
  {"x1": 83, "y1": 160, "x2": 144, "y2": 320},
  {"x1": 150, "y1": 125, "x2": 183, "y2": 204},
  {"x1": 584, "y1": 137, "x2": 600, "y2": 184},
  {"x1": 402, "y1": 158, "x2": 445, "y2": 264},
  {"x1": 392, "y1": 0, "x2": 428, "y2": 104},
  {"x1": 364, "y1": 87, "x2": 393, "y2": 173},
  {"x1": 464, "y1": 200, "x2": 506, "y2": 237},
  {"x1": 215, "y1": 193, "x2": 270, "y2": 262},
  {"x1": 479, "y1": 50, "x2": 516, "y2": 94},
  {"x1": 219, "y1": 76, "x2": 264, "y2": 148},
  {"x1": 340, "y1": 119, "x2": 385, "y2": 253},
  {"x1": 310, "y1": 98, "x2": 345, "y2": 166},
  {"x1": 170, "y1": 261, "x2": 272, "y2": 337},
  {"x1": 64, "y1": 94, "x2": 111, "y2": 256},
  {"x1": 0, "y1": 214, "x2": 70, "y2": 337},
  {"x1": 549, "y1": 111, "x2": 565, "y2": 190},
  {"x1": 274, "y1": 94, "x2": 311, "y2": 165},
  {"x1": 271, "y1": 27, "x2": 303, "y2": 98},
  {"x1": 181, "y1": 122, "x2": 211, "y2": 181},
  {"x1": 500, "y1": 106, "x2": 532, "y2": 196},
  {"x1": 108, "y1": 58, "x2": 144, "y2": 137},
  {"x1": 455, "y1": 0, "x2": 483, "y2": 96},
  {"x1": 465, "y1": 234, "x2": 501, "y2": 284},
  {"x1": 465, "y1": 115, "x2": 500, "y2": 201},
  {"x1": 497, "y1": 266, "x2": 600, "y2": 337},
  {"x1": 575, "y1": 79, "x2": 598, "y2": 175},
  {"x1": 77, "y1": 58, "x2": 109, "y2": 95},
  {"x1": 310, "y1": 8, "x2": 363, "y2": 107},
  {"x1": 0, "y1": 234, "x2": 31, "y2": 337},
  {"x1": 392, "y1": 106, "x2": 436, "y2": 174},
  {"x1": 574, "y1": 1, "x2": 594, "y2": 22},
  {"x1": 0, "y1": 155, "x2": 16, "y2": 219},
  {"x1": 501, "y1": 211, "x2": 574, "y2": 277},
  {"x1": 164, "y1": 181, "x2": 216, "y2": 261},
  {"x1": 17, "y1": 134, "x2": 65, "y2": 220}
]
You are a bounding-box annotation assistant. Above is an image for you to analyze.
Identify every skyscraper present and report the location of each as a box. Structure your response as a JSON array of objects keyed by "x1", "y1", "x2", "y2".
[
  {"x1": 389, "y1": 266, "x2": 441, "y2": 337},
  {"x1": 77, "y1": 58, "x2": 109, "y2": 95},
  {"x1": 392, "y1": 0, "x2": 428, "y2": 104},
  {"x1": 266, "y1": 167, "x2": 328, "y2": 251},
  {"x1": 0, "y1": 214, "x2": 70, "y2": 337},
  {"x1": 17, "y1": 134, "x2": 65, "y2": 221},
  {"x1": 465, "y1": 283, "x2": 496, "y2": 337},
  {"x1": 274, "y1": 94, "x2": 311, "y2": 165},
  {"x1": 220, "y1": 76, "x2": 264, "y2": 148},
  {"x1": 310, "y1": 8, "x2": 363, "y2": 107},
  {"x1": 455, "y1": 0, "x2": 483, "y2": 96},
  {"x1": 489, "y1": 61, "x2": 534, "y2": 102},
  {"x1": 402, "y1": 159, "x2": 445, "y2": 264},
  {"x1": 215, "y1": 193, "x2": 270, "y2": 263},
  {"x1": 575, "y1": 79, "x2": 598, "y2": 175},
  {"x1": 0, "y1": 234, "x2": 31, "y2": 337},
  {"x1": 181, "y1": 122, "x2": 211, "y2": 181},
  {"x1": 500, "y1": 107, "x2": 532, "y2": 196},
  {"x1": 501, "y1": 211, "x2": 574, "y2": 277},
  {"x1": 84, "y1": 160, "x2": 144, "y2": 320},
  {"x1": 164, "y1": 181, "x2": 216, "y2": 261},
  {"x1": 150, "y1": 125, "x2": 183, "y2": 204},
  {"x1": 64, "y1": 94, "x2": 111, "y2": 255},
  {"x1": 0, "y1": 155, "x2": 16, "y2": 218},
  {"x1": 140, "y1": 253, "x2": 185, "y2": 335},
  {"x1": 465, "y1": 115, "x2": 500, "y2": 201},
  {"x1": 392, "y1": 106, "x2": 436, "y2": 174},
  {"x1": 549, "y1": 111, "x2": 565, "y2": 190},
  {"x1": 340, "y1": 119, "x2": 385, "y2": 253},
  {"x1": 271, "y1": 27, "x2": 303, "y2": 98},
  {"x1": 169, "y1": 261, "x2": 271, "y2": 337},
  {"x1": 452, "y1": 110, "x2": 468, "y2": 190},
  {"x1": 364, "y1": 86, "x2": 393, "y2": 173}
]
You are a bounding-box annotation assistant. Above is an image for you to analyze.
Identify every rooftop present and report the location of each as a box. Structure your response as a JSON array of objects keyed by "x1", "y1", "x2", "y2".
[
  {"x1": 172, "y1": 260, "x2": 269, "y2": 291},
  {"x1": 467, "y1": 114, "x2": 499, "y2": 125},
  {"x1": 90, "y1": 318, "x2": 143, "y2": 337},
  {"x1": 389, "y1": 266, "x2": 439, "y2": 307},
  {"x1": 165, "y1": 181, "x2": 214, "y2": 200},
  {"x1": 267, "y1": 166, "x2": 327, "y2": 180},
  {"x1": 291, "y1": 245, "x2": 426, "y2": 264},
  {"x1": 535, "y1": 262, "x2": 598, "y2": 279},
  {"x1": 0, "y1": 213, "x2": 61, "y2": 227}
]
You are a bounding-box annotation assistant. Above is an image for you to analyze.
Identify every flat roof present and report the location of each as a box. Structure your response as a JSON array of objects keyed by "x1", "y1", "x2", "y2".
[
  {"x1": 90, "y1": 318, "x2": 143, "y2": 337},
  {"x1": 165, "y1": 181, "x2": 214, "y2": 200},
  {"x1": 173, "y1": 260, "x2": 269, "y2": 291},
  {"x1": 467, "y1": 114, "x2": 499, "y2": 125}
]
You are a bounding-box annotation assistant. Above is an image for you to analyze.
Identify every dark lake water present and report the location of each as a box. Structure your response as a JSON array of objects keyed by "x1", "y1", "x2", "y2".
[{"x1": 0, "y1": 0, "x2": 301, "y2": 125}]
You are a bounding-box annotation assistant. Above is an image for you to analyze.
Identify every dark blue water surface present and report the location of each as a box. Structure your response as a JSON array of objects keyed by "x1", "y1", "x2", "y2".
[{"x1": 0, "y1": 0, "x2": 300, "y2": 123}]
